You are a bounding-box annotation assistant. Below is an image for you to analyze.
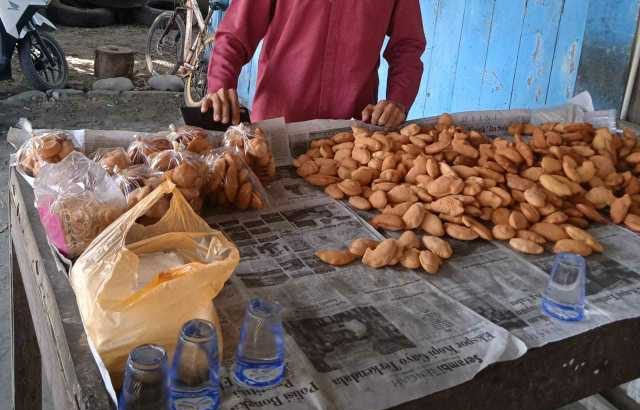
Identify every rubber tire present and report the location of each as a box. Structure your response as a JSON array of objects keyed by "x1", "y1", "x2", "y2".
[
  {"x1": 18, "y1": 31, "x2": 69, "y2": 91},
  {"x1": 135, "y1": 0, "x2": 176, "y2": 26},
  {"x1": 47, "y1": 0, "x2": 116, "y2": 27},
  {"x1": 60, "y1": 0, "x2": 91, "y2": 7},
  {"x1": 146, "y1": 11, "x2": 185, "y2": 75},
  {"x1": 113, "y1": 8, "x2": 139, "y2": 25},
  {"x1": 85, "y1": 0, "x2": 146, "y2": 8}
]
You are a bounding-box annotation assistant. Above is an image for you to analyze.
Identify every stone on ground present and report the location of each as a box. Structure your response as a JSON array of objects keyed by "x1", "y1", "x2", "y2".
[
  {"x1": 92, "y1": 77, "x2": 134, "y2": 92},
  {"x1": 3, "y1": 90, "x2": 47, "y2": 105},
  {"x1": 148, "y1": 74, "x2": 184, "y2": 92}
]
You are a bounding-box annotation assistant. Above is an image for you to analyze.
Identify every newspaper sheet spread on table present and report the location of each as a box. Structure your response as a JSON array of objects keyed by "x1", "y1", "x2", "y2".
[
  {"x1": 199, "y1": 106, "x2": 640, "y2": 410},
  {"x1": 8, "y1": 104, "x2": 640, "y2": 409}
]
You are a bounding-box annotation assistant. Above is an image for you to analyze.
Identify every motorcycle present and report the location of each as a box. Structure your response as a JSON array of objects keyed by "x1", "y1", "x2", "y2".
[{"x1": 0, "y1": 0, "x2": 68, "y2": 90}]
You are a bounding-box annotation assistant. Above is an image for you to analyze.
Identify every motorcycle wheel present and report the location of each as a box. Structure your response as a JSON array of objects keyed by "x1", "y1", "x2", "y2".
[{"x1": 18, "y1": 31, "x2": 69, "y2": 91}]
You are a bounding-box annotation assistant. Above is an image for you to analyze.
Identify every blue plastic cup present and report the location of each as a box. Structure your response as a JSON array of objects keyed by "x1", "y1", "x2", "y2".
[
  {"x1": 233, "y1": 298, "x2": 285, "y2": 389},
  {"x1": 119, "y1": 344, "x2": 170, "y2": 410},
  {"x1": 541, "y1": 253, "x2": 587, "y2": 321},
  {"x1": 170, "y1": 319, "x2": 220, "y2": 410}
]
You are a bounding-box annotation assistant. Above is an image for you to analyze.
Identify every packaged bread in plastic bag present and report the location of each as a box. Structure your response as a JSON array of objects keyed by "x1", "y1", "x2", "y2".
[
  {"x1": 34, "y1": 152, "x2": 127, "y2": 258},
  {"x1": 15, "y1": 118, "x2": 81, "y2": 178},
  {"x1": 149, "y1": 150, "x2": 208, "y2": 213},
  {"x1": 167, "y1": 124, "x2": 213, "y2": 154},
  {"x1": 203, "y1": 148, "x2": 269, "y2": 210},
  {"x1": 222, "y1": 123, "x2": 276, "y2": 182},
  {"x1": 93, "y1": 147, "x2": 131, "y2": 174},
  {"x1": 127, "y1": 134, "x2": 172, "y2": 165}
]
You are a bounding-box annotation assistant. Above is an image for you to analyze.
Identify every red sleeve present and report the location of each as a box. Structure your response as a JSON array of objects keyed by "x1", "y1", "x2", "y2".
[
  {"x1": 207, "y1": 0, "x2": 273, "y2": 92},
  {"x1": 383, "y1": 0, "x2": 426, "y2": 112}
]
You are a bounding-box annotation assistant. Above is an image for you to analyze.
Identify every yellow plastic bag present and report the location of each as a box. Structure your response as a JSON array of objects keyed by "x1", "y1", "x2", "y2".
[{"x1": 70, "y1": 180, "x2": 239, "y2": 386}]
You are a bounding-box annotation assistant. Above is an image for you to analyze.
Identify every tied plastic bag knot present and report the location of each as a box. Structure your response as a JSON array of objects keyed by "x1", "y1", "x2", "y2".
[{"x1": 70, "y1": 180, "x2": 239, "y2": 388}]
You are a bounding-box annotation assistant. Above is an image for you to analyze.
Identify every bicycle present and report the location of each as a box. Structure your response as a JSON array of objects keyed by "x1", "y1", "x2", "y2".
[{"x1": 145, "y1": 0, "x2": 228, "y2": 107}]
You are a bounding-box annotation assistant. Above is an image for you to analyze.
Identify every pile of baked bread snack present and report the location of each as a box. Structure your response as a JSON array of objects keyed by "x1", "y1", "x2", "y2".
[
  {"x1": 293, "y1": 114, "x2": 640, "y2": 274},
  {"x1": 17, "y1": 123, "x2": 275, "y2": 257}
]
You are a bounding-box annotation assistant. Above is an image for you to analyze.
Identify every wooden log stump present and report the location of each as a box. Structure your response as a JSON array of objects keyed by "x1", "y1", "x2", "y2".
[{"x1": 94, "y1": 45, "x2": 134, "y2": 78}]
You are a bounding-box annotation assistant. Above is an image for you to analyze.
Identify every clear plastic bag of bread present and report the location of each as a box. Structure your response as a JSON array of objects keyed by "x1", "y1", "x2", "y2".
[
  {"x1": 93, "y1": 147, "x2": 132, "y2": 174},
  {"x1": 114, "y1": 164, "x2": 169, "y2": 224},
  {"x1": 127, "y1": 133, "x2": 173, "y2": 165},
  {"x1": 33, "y1": 152, "x2": 127, "y2": 258},
  {"x1": 148, "y1": 149, "x2": 208, "y2": 214},
  {"x1": 15, "y1": 118, "x2": 80, "y2": 178},
  {"x1": 167, "y1": 124, "x2": 213, "y2": 154},
  {"x1": 203, "y1": 148, "x2": 269, "y2": 210},
  {"x1": 222, "y1": 123, "x2": 276, "y2": 182}
]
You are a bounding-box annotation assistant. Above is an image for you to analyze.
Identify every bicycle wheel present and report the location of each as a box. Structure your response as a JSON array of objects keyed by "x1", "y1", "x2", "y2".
[
  {"x1": 184, "y1": 35, "x2": 213, "y2": 107},
  {"x1": 145, "y1": 11, "x2": 185, "y2": 76}
]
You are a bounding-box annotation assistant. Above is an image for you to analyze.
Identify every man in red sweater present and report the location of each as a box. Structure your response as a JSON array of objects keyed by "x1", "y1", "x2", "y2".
[{"x1": 202, "y1": 0, "x2": 426, "y2": 128}]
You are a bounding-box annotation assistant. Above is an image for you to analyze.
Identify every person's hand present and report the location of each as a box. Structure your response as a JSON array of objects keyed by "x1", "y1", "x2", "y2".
[
  {"x1": 362, "y1": 100, "x2": 406, "y2": 128},
  {"x1": 201, "y1": 88, "x2": 241, "y2": 124}
]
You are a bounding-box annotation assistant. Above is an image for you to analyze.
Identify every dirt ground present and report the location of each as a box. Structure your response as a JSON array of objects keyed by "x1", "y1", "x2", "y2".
[{"x1": 1, "y1": 24, "x2": 152, "y2": 99}]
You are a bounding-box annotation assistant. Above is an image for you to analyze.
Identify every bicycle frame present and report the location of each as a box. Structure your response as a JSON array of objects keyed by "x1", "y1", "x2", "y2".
[{"x1": 181, "y1": 0, "x2": 211, "y2": 70}]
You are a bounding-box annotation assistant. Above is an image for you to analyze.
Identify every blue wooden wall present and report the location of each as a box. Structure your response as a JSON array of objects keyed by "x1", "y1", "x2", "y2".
[
  {"x1": 575, "y1": 0, "x2": 640, "y2": 111},
  {"x1": 233, "y1": 0, "x2": 591, "y2": 120}
]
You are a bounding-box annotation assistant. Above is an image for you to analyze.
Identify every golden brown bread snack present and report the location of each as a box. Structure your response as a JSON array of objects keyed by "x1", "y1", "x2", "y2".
[
  {"x1": 17, "y1": 131, "x2": 80, "y2": 177},
  {"x1": 93, "y1": 147, "x2": 131, "y2": 174},
  {"x1": 223, "y1": 124, "x2": 276, "y2": 182},
  {"x1": 203, "y1": 148, "x2": 268, "y2": 210},
  {"x1": 127, "y1": 135, "x2": 172, "y2": 165},
  {"x1": 169, "y1": 125, "x2": 213, "y2": 154},
  {"x1": 294, "y1": 116, "x2": 637, "y2": 274}
]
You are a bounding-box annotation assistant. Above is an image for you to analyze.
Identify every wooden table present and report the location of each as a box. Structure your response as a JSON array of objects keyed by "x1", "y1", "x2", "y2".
[{"x1": 9, "y1": 168, "x2": 640, "y2": 410}]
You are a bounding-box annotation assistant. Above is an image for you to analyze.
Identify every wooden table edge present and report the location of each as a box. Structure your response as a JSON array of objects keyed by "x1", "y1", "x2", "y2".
[{"x1": 9, "y1": 168, "x2": 114, "y2": 410}]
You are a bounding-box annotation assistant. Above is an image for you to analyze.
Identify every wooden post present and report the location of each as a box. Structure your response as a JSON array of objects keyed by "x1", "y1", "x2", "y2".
[{"x1": 94, "y1": 45, "x2": 135, "y2": 79}]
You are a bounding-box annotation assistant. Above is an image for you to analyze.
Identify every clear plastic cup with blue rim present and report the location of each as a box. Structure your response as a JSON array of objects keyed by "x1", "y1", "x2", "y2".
[
  {"x1": 541, "y1": 253, "x2": 587, "y2": 321},
  {"x1": 119, "y1": 344, "x2": 170, "y2": 410},
  {"x1": 233, "y1": 298, "x2": 285, "y2": 389},
  {"x1": 170, "y1": 319, "x2": 220, "y2": 410}
]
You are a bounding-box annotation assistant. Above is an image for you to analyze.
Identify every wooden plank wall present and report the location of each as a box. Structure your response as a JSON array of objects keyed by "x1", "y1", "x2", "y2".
[
  {"x1": 234, "y1": 0, "x2": 591, "y2": 119},
  {"x1": 575, "y1": 0, "x2": 640, "y2": 114}
]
